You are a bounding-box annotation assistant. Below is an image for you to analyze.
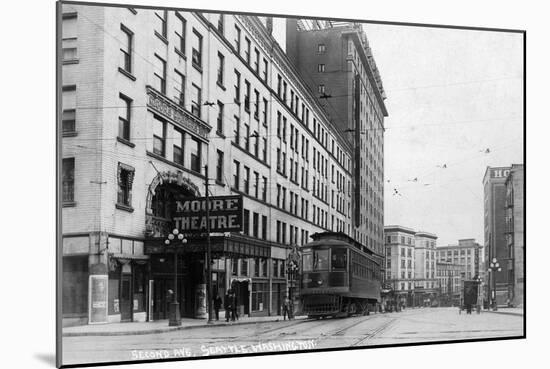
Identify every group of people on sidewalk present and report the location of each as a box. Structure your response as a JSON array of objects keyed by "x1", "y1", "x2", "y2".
[{"x1": 211, "y1": 291, "x2": 295, "y2": 322}]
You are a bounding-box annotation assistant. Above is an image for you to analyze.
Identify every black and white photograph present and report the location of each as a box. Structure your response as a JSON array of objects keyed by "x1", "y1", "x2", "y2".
[
  {"x1": 8, "y1": 0, "x2": 549, "y2": 368},
  {"x1": 53, "y1": 0, "x2": 528, "y2": 367}
]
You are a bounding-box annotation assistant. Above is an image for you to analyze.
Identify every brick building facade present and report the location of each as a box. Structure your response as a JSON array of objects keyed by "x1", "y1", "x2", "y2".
[{"x1": 60, "y1": 5, "x2": 386, "y2": 325}]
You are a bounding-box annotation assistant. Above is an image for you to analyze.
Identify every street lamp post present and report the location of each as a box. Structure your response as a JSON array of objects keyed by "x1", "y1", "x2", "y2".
[
  {"x1": 165, "y1": 228, "x2": 187, "y2": 326},
  {"x1": 488, "y1": 257, "x2": 502, "y2": 311}
]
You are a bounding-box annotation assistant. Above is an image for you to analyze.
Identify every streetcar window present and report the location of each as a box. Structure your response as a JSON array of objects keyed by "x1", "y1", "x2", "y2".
[
  {"x1": 331, "y1": 248, "x2": 347, "y2": 270},
  {"x1": 313, "y1": 249, "x2": 329, "y2": 271},
  {"x1": 302, "y1": 253, "x2": 313, "y2": 272}
]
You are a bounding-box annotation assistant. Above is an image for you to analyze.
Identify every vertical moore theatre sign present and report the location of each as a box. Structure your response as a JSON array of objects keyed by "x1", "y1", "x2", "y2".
[{"x1": 174, "y1": 195, "x2": 243, "y2": 233}]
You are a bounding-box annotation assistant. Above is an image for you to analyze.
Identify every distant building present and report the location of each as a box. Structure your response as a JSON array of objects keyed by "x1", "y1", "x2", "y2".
[
  {"x1": 483, "y1": 166, "x2": 519, "y2": 306},
  {"x1": 413, "y1": 231, "x2": 438, "y2": 306},
  {"x1": 436, "y1": 262, "x2": 462, "y2": 306},
  {"x1": 505, "y1": 164, "x2": 524, "y2": 307},
  {"x1": 436, "y1": 239, "x2": 483, "y2": 280},
  {"x1": 384, "y1": 226, "x2": 438, "y2": 307},
  {"x1": 384, "y1": 225, "x2": 416, "y2": 306}
]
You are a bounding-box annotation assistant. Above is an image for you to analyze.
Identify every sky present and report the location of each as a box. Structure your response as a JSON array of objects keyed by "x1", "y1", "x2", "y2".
[{"x1": 361, "y1": 24, "x2": 524, "y2": 246}]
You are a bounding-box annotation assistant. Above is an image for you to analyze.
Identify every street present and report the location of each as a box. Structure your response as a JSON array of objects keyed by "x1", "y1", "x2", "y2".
[{"x1": 62, "y1": 308, "x2": 523, "y2": 366}]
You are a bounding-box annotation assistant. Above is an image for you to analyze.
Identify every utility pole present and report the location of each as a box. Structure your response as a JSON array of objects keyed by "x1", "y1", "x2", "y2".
[{"x1": 205, "y1": 165, "x2": 213, "y2": 324}]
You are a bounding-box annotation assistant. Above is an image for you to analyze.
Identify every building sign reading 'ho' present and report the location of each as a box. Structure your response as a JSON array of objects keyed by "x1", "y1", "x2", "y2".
[{"x1": 174, "y1": 195, "x2": 243, "y2": 233}]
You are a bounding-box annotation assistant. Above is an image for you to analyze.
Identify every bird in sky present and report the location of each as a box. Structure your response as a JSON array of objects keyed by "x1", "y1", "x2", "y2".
[
  {"x1": 423, "y1": 183, "x2": 431, "y2": 186},
  {"x1": 393, "y1": 188, "x2": 402, "y2": 196},
  {"x1": 479, "y1": 148, "x2": 491, "y2": 154},
  {"x1": 408, "y1": 177, "x2": 418, "y2": 182},
  {"x1": 437, "y1": 164, "x2": 447, "y2": 168}
]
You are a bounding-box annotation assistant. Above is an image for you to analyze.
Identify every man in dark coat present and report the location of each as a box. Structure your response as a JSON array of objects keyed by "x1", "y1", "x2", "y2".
[
  {"x1": 224, "y1": 291, "x2": 230, "y2": 322},
  {"x1": 213, "y1": 293, "x2": 222, "y2": 321}
]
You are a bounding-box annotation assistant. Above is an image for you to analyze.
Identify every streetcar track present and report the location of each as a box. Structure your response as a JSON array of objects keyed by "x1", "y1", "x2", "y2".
[{"x1": 350, "y1": 317, "x2": 396, "y2": 346}]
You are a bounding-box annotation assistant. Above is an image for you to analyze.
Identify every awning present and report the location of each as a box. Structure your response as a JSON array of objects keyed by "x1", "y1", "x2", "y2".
[{"x1": 144, "y1": 233, "x2": 271, "y2": 259}]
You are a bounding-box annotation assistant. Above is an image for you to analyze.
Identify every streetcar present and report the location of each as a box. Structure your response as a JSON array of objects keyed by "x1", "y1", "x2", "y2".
[{"x1": 300, "y1": 232, "x2": 381, "y2": 318}]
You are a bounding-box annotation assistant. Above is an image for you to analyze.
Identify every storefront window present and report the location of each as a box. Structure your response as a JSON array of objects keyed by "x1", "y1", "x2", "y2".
[{"x1": 133, "y1": 263, "x2": 146, "y2": 312}]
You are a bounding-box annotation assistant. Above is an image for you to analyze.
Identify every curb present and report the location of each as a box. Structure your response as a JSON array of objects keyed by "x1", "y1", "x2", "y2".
[
  {"x1": 485, "y1": 310, "x2": 524, "y2": 317},
  {"x1": 63, "y1": 318, "x2": 308, "y2": 337}
]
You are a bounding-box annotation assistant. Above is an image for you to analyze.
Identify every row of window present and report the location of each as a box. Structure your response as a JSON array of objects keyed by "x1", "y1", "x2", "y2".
[
  {"x1": 231, "y1": 160, "x2": 268, "y2": 200},
  {"x1": 63, "y1": 158, "x2": 135, "y2": 211},
  {"x1": 230, "y1": 257, "x2": 285, "y2": 278},
  {"x1": 275, "y1": 220, "x2": 309, "y2": 246}
]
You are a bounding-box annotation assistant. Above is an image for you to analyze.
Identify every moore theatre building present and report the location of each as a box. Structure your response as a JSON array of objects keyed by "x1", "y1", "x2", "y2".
[{"x1": 59, "y1": 4, "x2": 387, "y2": 326}]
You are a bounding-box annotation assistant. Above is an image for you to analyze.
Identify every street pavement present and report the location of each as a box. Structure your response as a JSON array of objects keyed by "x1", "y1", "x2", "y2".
[{"x1": 61, "y1": 307, "x2": 524, "y2": 366}]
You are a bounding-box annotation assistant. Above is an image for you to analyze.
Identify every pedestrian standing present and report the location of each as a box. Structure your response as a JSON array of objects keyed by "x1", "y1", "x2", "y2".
[
  {"x1": 224, "y1": 292, "x2": 230, "y2": 322},
  {"x1": 282, "y1": 297, "x2": 290, "y2": 320},
  {"x1": 213, "y1": 293, "x2": 222, "y2": 321}
]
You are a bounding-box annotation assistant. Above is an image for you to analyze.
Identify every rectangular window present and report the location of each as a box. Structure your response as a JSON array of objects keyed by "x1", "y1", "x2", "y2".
[
  {"x1": 244, "y1": 166, "x2": 250, "y2": 194},
  {"x1": 217, "y1": 14, "x2": 224, "y2": 34},
  {"x1": 243, "y1": 210, "x2": 250, "y2": 236},
  {"x1": 62, "y1": 109, "x2": 76, "y2": 134},
  {"x1": 262, "y1": 176, "x2": 267, "y2": 201},
  {"x1": 318, "y1": 64, "x2": 325, "y2": 73},
  {"x1": 154, "y1": 10, "x2": 167, "y2": 38},
  {"x1": 233, "y1": 116, "x2": 240, "y2": 145},
  {"x1": 217, "y1": 52, "x2": 225, "y2": 86},
  {"x1": 261, "y1": 215, "x2": 267, "y2": 240},
  {"x1": 244, "y1": 80, "x2": 251, "y2": 112},
  {"x1": 191, "y1": 84, "x2": 201, "y2": 118},
  {"x1": 175, "y1": 13, "x2": 186, "y2": 54},
  {"x1": 318, "y1": 84, "x2": 325, "y2": 94},
  {"x1": 216, "y1": 101, "x2": 224, "y2": 134},
  {"x1": 190, "y1": 137, "x2": 201, "y2": 173},
  {"x1": 153, "y1": 116, "x2": 165, "y2": 156},
  {"x1": 241, "y1": 257, "x2": 249, "y2": 274},
  {"x1": 245, "y1": 37, "x2": 251, "y2": 64},
  {"x1": 174, "y1": 70, "x2": 185, "y2": 107},
  {"x1": 154, "y1": 54, "x2": 166, "y2": 93},
  {"x1": 263, "y1": 58, "x2": 268, "y2": 82},
  {"x1": 318, "y1": 43, "x2": 326, "y2": 53},
  {"x1": 62, "y1": 13, "x2": 78, "y2": 62},
  {"x1": 254, "y1": 90, "x2": 260, "y2": 120},
  {"x1": 117, "y1": 163, "x2": 135, "y2": 207},
  {"x1": 120, "y1": 24, "x2": 133, "y2": 73},
  {"x1": 254, "y1": 172, "x2": 259, "y2": 198},
  {"x1": 192, "y1": 29, "x2": 203, "y2": 69},
  {"x1": 262, "y1": 98, "x2": 268, "y2": 126},
  {"x1": 173, "y1": 128, "x2": 184, "y2": 165},
  {"x1": 244, "y1": 124, "x2": 250, "y2": 151},
  {"x1": 118, "y1": 94, "x2": 132, "y2": 141},
  {"x1": 234, "y1": 70, "x2": 241, "y2": 103},
  {"x1": 62, "y1": 158, "x2": 75, "y2": 203},
  {"x1": 62, "y1": 85, "x2": 76, "y2": 134},
  {"x1": 253, "y1": 212, "x2": 259, "y2": 238},
  {"x1": 253, "y1": 131, "x2": 259, "y2": 157},
  {"x1": 254, "y1": 48, "x2": 260, "y2": 73},
  {"x1": 233, "y1": 160, "x2": 240, "y2": 190},
  {"x1": 216, "y1": 150, "x2": 224, "y2": 183},
  {"x1": 234, "y1": 25, "x2": 241, "y2": 53},
  {"x1": 262, "y1": 138, "x2": 267, "y2": 162}
]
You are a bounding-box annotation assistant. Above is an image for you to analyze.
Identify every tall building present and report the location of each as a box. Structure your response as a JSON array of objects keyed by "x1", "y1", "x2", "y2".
[
  {"x1": 384, "y1": 226, "x2": 416, "y2": 306},
  {"x1": 413, "y1": 231, "x2": 438, "y2": 306},
  {"x1": 505, "y1": 164, "x2": 524, "y2": 307},
  {"x1": 483, "y1": 166, "x2": 514, "y2": 306},
  {"x1": 60, "y1": 5, "x2": 385, "y2": 325},
  {"x1": 285, "y1": 20, "x2": 387, "y2": 270},
  {"x1": 383, "y1": 226, "x2": 438, "y2": 307}
]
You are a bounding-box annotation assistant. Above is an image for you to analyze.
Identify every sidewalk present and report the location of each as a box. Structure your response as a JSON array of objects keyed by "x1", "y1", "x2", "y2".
[
  {"x1": 484, "y1": 307, "x2": 524, "y2": 317},
  {"x1": 63, "y1": 314, "x2": 307, "y2": 337}
]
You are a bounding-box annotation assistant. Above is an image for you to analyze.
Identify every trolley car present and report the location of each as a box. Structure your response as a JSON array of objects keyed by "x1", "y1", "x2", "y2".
[{"x1": 300, "y1": 232, "x2": 381, "y2": 318}]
